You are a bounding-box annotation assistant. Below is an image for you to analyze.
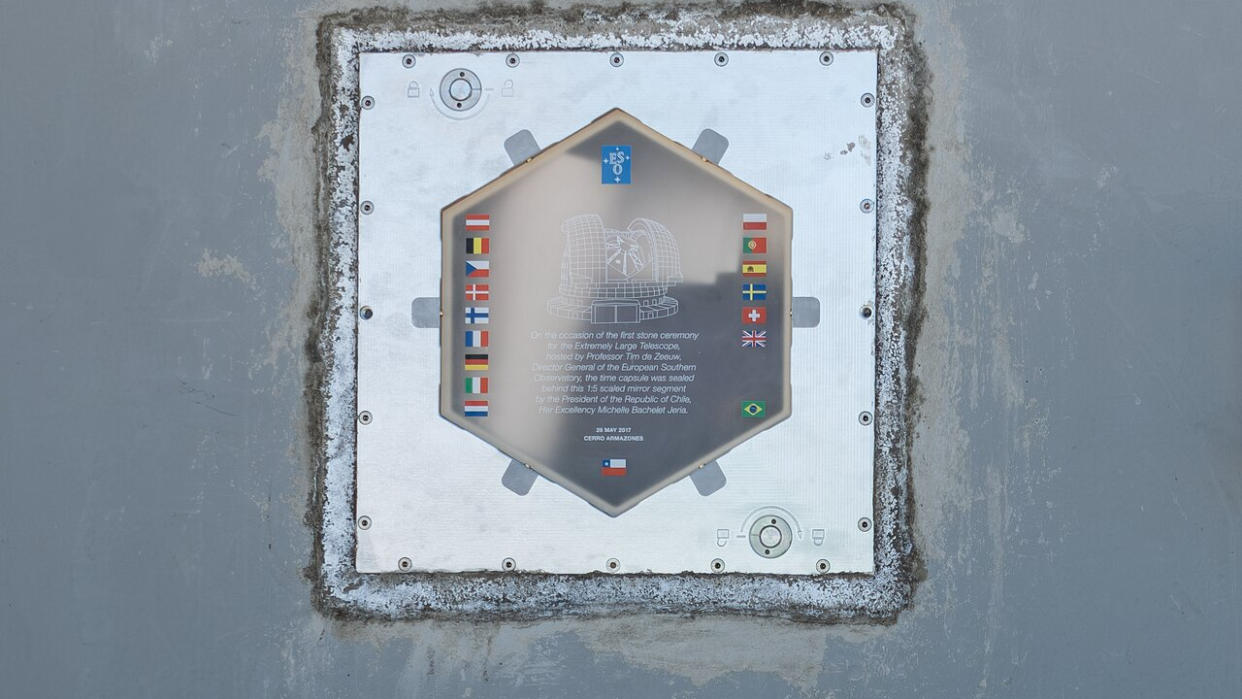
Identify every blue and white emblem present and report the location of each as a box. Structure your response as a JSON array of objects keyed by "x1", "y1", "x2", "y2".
[{"x1": 601, "y1": 145, "x2": 631, "y2": 184}]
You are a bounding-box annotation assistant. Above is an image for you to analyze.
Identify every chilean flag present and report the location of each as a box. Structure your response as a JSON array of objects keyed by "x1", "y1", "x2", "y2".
[{"x1": 601, "y1": 458, "x2": 627, "y2": 476}]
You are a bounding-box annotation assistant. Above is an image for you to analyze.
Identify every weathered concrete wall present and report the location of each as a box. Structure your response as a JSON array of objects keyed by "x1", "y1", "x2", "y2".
[{"x1": 1, "y1": 1, "x2": 1239, "y2": 696}]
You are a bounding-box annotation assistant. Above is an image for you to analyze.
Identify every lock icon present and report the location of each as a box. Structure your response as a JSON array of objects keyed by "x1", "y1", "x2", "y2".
[
  {"x1": 501, "y1": 79, "x2": 514, "y2": 97},
  {"x1": 406, "y1": 80, "x2": 420, "y2": 98}
]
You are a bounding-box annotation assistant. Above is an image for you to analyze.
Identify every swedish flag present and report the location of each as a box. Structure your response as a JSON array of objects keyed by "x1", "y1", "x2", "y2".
[{"x1": 742, "y1": 283, "x2": 767, "y2": 301}]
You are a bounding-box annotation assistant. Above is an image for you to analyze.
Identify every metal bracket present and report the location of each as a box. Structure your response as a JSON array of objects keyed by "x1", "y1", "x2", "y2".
[
  {"x1": 689, "y1": 460, "x2": 727, "y2": 496},
  {"x1": 411, "y1": 298, "x2": 439, "y2": 328},
  {"x1": 691, "y1": 128, "x2": 729, "y2": 164},
  {"x1": 792, "y1": 297, "x2": 821, "y2": 328},
  {"x1": 501, "y1": 459, "x2": 538, "y2": 495},
  {"x1": 504, "y1": 130, "x2": 541, "y2": 165}
]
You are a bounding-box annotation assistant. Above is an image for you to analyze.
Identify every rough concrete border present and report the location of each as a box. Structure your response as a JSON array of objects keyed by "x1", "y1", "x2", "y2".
[{"x1": 309, "y1": 1, "x2": 927, "y2": 622}]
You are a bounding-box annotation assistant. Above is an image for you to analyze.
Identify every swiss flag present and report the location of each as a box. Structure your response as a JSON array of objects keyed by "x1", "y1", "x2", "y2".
[{"x1": 742, "y1": 306, "x2": 767, "y2": 324}]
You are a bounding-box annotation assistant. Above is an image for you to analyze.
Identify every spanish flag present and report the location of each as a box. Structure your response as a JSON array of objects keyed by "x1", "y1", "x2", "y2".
[{"x1": 741, "y1": 260, "x2": 767, "y2": 277}]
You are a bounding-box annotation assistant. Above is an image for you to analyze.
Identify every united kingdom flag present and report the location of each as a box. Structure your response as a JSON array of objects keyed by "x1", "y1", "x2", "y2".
[{"x1": 741, "y1": 329, "x2": 767, "y2": 348}]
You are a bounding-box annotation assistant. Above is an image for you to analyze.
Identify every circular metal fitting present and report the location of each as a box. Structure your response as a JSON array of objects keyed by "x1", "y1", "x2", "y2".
[
  {"x1": 401, "y1": 54, "x2": 416, "y2": 68},
  {"x1": 711, "y1": 558, "x2": 725, "y2": 573},
  {"x1": 505, "y1": 53, "x2": 520, "y2": 68},
  {"x1": 859, "y1": 198, "x2": 874, "y2": 214},
  {"x1": 609, "y1": 52, "x2": 624, "y2": 68},
  {"x1": 397, "y1": 557, "x2": 413, "y2": 571},
  {"x1": 439, "y1": 68, "x2": 482, "y2": 111},
  {"x1": 816, "y1": 559, "x2": 830, "y2": 573},
  {"x1": 606, "y1": 557, "x2": 620, "y2": 572},
  {"x1": 360, "y1": 200, "x2": 374, "y2": 215},
  {"x1": 356, "y1": 515, "x2": 371, "y2": 530},
  {"x1": 858, "y1": 517, "x2": 873, "y2": 532},
  {"x1": 819, "y1": 51, "x2": 834, "y2": 66},
  {"x1": 361, "y1": 95, "x2": 375, "y2": 110},
  {"x1": 860, "y1": 304, "x2": 873, "y2": 319},
  {"x1": 861, "y1": 92, "x2": 876, "y2": 108},
  {"x1": 357, "y1": 410, "x2": 372, "y2": 425},
  {"x1": 502, "y1": 557, "x2": 516, "y2": 571},
  {"x1": 714, "y1": 52, "x2": 729, "y2": 67},
  {"x1": 749, "y1": 514, "x2": 793, "y2": 558},
  {"x1": 858, "y1": 410, "x2": 873, "y2": 426},
  {"x1": 359, "y1": 306, "x2": 373, "y2": 320}
]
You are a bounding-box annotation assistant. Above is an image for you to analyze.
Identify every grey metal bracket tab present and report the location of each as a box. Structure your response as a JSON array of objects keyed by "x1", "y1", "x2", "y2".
[
  {"x1": 689, "y1": 460, "x2": 727, "y2": 496},
  {"x1": 691, "y1": 128, "x2": 729, "y2": 164},
  {"x1": 792, "y1": 297, "x2": 821, "y2": 328},
  {"x1": 504, "y1": 130, "x2": 541, "y2": 165},
  {"x1": 501, "y1": 459, "x2": 538, "y2": 496},
  {"x1": 411, "y1": 297, "x2": 439, "y2": 328}
]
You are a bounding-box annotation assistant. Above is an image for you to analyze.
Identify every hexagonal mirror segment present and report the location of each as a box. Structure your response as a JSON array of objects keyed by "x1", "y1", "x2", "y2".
[{"x1": 439, "y1": 109, "x2": 792, "y2": 516}]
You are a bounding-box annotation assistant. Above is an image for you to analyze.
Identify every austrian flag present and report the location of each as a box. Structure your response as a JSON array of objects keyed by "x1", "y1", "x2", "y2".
[{"x1": 465, "y1": 214, "x2": 490, "y2": 231}]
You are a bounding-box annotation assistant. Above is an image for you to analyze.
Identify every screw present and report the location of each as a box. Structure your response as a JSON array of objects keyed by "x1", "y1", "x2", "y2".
[
  {"x1": 359, "y1": 306, "x2": 373, "y2": 320},
  {"x1": 714, "y1": 52, "x2": 729, "y2": 67},
  {"x1": 357, "y1": 515, "x2": 371, "y2": 530},
  {"x1": 858, "y1": 411, "x2": 872, "y2": 426},
  {"x1": 816, "y1": 559, "x2": 830, "y2": 573},
  {"x1": 860, "y1": 304, "x2": 873, "y2": 319},
  {"x1": 819, "y1": 51, "x2": 834, "y2": 66},
  {"x1": 361, "y1": 95, "x2": 375, "y2": 110},
  {"x1": 398, "y1": 557, "x2": 413, "y2": 571},
  {"x1": 502, "y1": 557, "x2": 516, "y2": 571},
  {"x1": 861, "y1": 92, "x2": 875, "y2": 108},
  {"x1": 711, "y1": 558, "x2": 725, "y2": 572},
  {"x1": 860, "y1": 198, "x2": 874, "y2": 214},
  {"x1": 606, "y1": 557, "x2": 620, "y2": 571},
  {"x1": 858, "y1": 517, "x2": 872, "y2": 532},
  {"x1": 609, "y1": 52, "x2": 624, "y2": 67},
  {"x1": 505, "y1": 53, "x2": 519, "y2": 68},
  {"x1": 360, "y1": 200, "x2": 374, "y2": 215},
  {"x1": 358, "y1": 410, "x2": 372, "y2": 425},
  {"x1": 401, "y1": 54, "x2": 416, "y2": 68}
]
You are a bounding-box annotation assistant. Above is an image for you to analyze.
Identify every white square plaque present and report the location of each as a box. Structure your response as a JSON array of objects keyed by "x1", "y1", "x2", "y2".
[{"x1": 355, "y1": 50, "x2": 877, "y2": 575}]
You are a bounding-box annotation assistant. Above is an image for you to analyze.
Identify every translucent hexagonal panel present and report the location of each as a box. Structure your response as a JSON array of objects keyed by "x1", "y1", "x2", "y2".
[{"x1": 439, "y1": 110, "x2": 792, "y2": 516}]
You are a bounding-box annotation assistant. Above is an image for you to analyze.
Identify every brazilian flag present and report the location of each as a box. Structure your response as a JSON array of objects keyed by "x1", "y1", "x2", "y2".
[{"x1": 741, "y1": 400, "x2": 766, "y2": 418}]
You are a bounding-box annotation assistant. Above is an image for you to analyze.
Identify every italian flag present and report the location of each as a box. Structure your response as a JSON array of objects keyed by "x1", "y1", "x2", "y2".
[{"x1": 465, "y1": 377, "x2": 488, "y2": 394}]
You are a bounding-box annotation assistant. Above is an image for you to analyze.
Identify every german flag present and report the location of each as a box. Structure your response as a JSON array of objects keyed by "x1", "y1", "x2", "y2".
[{"x1": 464, "y1": 354, "x2": 488, "y2": 371}]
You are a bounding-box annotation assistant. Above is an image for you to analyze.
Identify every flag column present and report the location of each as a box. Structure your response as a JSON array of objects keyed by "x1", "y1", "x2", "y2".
[
  {"x1": 740, "y1": 213, "x2": 769, "y2": 416},
  {"x1": 463, "y1": 214, "x2": 491, "y2": 417}
]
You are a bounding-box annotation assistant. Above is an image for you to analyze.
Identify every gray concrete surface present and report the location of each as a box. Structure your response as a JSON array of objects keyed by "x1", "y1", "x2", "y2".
[{"x1": 1, "y1": 0, "x2": 1239, "y2": 697}]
